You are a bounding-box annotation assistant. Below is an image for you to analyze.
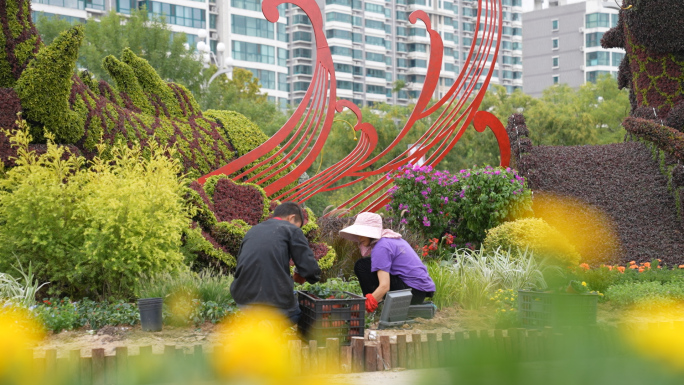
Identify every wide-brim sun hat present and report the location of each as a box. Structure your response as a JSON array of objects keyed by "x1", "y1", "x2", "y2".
[{"x1": 339, "y1": 212, "x2": 383, "y2": 242}]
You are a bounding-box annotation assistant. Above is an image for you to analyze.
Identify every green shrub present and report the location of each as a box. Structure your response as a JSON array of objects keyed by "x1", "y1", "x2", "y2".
[
  {"x1": 604, "y1": 281, "x2": 684, "y2": 309},
  {"x1": 490, "y1": 289, "x2": 520, "y2": 329},
  {"x1": 0, "y1": 124, "x2": 191, "y2": 300},
  {"x1": 484, "y1": 218, "x2": 582, "y2": 267}
]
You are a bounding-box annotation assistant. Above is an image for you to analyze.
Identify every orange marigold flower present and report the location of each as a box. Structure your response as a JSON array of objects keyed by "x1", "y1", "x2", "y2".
[
  {"x1": 629, "y1": 261, "x2": 636, "y2": 265},
  {"x1": 579, "y1": 263, "x2": 590, "y2": 271},
  {"x1": 679, "y1": 265, "x2": 684, "y2": 269},
  {"x1": 643, "y1": 262, "x2": 651, "y2": 268},
  {"x1": 629, "y1": 265, "x2": 638, "y2": 269},
  {"x1": 617, "y1": 266, "x2": 625, "y2": 273},
  {"x1": 638, "y1": 268, "x2": 645, "y2": 273},
  {"x1": 606, "y1": 265, "x2": 613, "y2": 271}
]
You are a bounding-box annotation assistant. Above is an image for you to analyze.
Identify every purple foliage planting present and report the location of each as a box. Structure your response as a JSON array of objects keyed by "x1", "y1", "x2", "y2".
[
  {"x1": 521, "y1": 141, "x2": 684, "y2": 265},
  {"x1": 212, "y1": 178, "x2": 264, "y2": 225}
]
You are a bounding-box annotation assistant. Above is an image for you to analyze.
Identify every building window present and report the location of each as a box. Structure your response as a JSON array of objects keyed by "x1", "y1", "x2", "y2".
[
  {"x1": 330, "y1": 46, "x2": 352, "y2": 56},
  {"x1": 292, "y1": 48, "x2": 312, "y2": 58},
  {"x1": 231, "y1": 15, "x2": 274, "y2": 39},
  {"x1": 278, "y1": 73, "x2": 289, "y2": 92},
  {"x1": 612, "y1": 52, "x2": 625, "y2": 66},
  {"x1": 293, "y1": 65, "x2": 311, "y2": 75},
  {"x1": 294, "y1": 81, "x2": 310, "y2": 91},
  {"x1": 552, "y1": 38, "x2": 559, "y2": 50},
  {"x1": 325, "y1": 0, "x2": 352, "y2": 6},
  {"x1": 277, "y1": 48, "x2": 288, "y2": 66},
  {"x1": 334, "y1": 63, "x2": 352, "y2": 73},
  {"x1": 231, "y1": 0, "x2": 262, "y2": 12},
  {"x1": 552, "y1": 19, "x2": 559, "y2": 31},
  {"x1": 586, "y1": 70, "x2": 611, "y2": 83},
  {"x1": 291, "y1": 14, "x2": 311, "y2": 25},
  {"x1": 585, "y1": 13, "x2": 610, "y2": 28},
  {"x1": 277, "y1": 23, "x2": 287, "y2": 42},
  {"x1": 365, "y1": 35, "x2": 385, "y2": 46},
  {"x1": 366, "y1": 68, "x2": 385, "y2": 78},
  {"x1": 364, "y1": 2, "x2": 384, "y2": 14},
  {"x1": 148, "y1": 2, "x2": 205, "y2": 28},
  {"x1": 232, "y1": 42, "x2": 275, "y2": 64},
  {"x1": 366, "y1": 52, "x2": 385, "y2": 62},
  {"x1": 326, "y1": 12, "x2": 352, "y2": 23},
  {"x1": 239, "y1": 67, "x2": 276, "y2": 89},
  {"x1": 552, "y1": 56, "x2": 559, "y2": 68},
  {"x1": 408, "y1": 59, "x2": 427, "y2": 68},
  {"x1": 365, "y1": 19, "x2": 385, "y2": 31},
  {"x1": 586, "y1": 51, "x2": 610, "y2": 66},
  {"x1": 326, "y1": 29, "x2": 352, "y2": 40},
  {"x1": 553, "y1": 75, "x2": 559, "y2": 85},
  {"x1": 337, "y1": 80, "x2": 353, "y2": 90},
  {"x1": 586, "y1": 32, "x2": 605, "y2": 47},
  {"x1": 366, "y1": 85, "x2": 386, "y2": 95},
  {"x1": 407, "y1": 43, "x2": 428, "y2": 52}
]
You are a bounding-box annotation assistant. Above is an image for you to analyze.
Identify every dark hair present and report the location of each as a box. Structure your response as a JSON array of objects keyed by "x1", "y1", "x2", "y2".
[{"x1": 273, "y1": 201, "x2": 304, "y2": 225}]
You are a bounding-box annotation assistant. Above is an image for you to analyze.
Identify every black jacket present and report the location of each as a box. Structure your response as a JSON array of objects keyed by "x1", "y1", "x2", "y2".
[{"x1": 230, "y1": 218, "x2": 321, "y2": 310}]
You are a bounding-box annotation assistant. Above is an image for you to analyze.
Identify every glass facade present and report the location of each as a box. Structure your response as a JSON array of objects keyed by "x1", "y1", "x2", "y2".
[
  {"x1": 231, "y1": 15, "x2": 274, "y2": 39},
  {"x1": 232, "y1": 41, "x2": 275, "y2": 64},
  {"x1": 148, "y1": 2, "x2": 205, "y2": 28}
]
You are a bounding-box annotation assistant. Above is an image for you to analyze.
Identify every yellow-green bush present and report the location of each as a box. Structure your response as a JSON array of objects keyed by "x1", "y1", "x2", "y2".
[
  {"x1": 483, "y1": 218, "x2": 582, "y2": 266},
  {"x1": 0, "y1": 123, "x2": 191, "y2": 299}
]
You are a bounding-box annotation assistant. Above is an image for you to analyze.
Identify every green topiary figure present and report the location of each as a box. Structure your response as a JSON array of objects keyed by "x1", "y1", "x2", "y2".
[
  {"x1": 0, "y1": 0, "x2": 41, "y2": 88},
  {"x1": 0, "y1": 0, "x2": 335, "y2": 284},
  {"x1": 15, "y1": 25, "x2": 85, "y2": 143}
]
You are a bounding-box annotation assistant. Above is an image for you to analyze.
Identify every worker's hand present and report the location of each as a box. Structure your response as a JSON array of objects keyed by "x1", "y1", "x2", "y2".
[
  {"x1": 365, "y1": 294, "x2": 378, "y2": 313},
  {"x1": 293, "y1": 271, "x2": 306, "y2": 284}
]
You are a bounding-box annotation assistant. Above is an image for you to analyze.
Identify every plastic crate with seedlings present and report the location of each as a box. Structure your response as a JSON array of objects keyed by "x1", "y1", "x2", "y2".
[
  {"x1": 297, "y1": 289, "x2": 365, "y2": 345},
  {"x1": 518, "y1": 290, "x2": 598, "y2": 328}
]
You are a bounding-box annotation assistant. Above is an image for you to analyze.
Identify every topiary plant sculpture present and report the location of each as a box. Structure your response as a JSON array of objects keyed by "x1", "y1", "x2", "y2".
[
  {"x1": 603, "y1": 0, "x2": 684, "y2": 218},
  {"x1": 0, "y1": 0, "x2": 334, "y2": 275}
]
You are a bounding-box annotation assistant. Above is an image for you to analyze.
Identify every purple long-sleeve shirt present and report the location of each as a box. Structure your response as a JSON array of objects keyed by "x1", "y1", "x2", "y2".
[{"x1": 370, "y1": 238, "x2": 436, "y2": 292}]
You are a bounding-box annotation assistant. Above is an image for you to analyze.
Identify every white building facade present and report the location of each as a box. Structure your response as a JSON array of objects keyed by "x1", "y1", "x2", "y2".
[
  {"x1": 32, "y1": 0, "x2": 523, "y2": 107},
  {"x1": 522, "y1": 0, "x2": 624, "y2": 97}
]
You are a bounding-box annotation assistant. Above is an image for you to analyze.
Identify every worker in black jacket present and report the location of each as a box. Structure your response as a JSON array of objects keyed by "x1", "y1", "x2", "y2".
[{"x1": 230, "y1": 202, "x2": 321, "y2": 323}]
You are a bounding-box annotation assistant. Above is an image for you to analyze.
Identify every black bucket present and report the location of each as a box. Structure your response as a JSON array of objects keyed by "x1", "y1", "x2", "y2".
[{"x1": 137, "y1": 297, "x2": 163, "y2": 332}]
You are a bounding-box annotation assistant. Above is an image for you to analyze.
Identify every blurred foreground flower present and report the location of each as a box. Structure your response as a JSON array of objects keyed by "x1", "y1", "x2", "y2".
[
  {"x1": 213, "y1": 306, "x2": 295, "y2": 384},
  {"x1": 623, "y1": 304, "x2": 684, "y2": 373},
  {"x1": 0, "y1": 305, "x2": 44, "y2": 384}
]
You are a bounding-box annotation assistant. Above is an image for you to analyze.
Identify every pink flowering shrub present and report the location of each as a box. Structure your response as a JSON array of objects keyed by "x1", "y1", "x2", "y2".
[{"x1": 386, "y1": 164, "x2": 532, "y2": 243}]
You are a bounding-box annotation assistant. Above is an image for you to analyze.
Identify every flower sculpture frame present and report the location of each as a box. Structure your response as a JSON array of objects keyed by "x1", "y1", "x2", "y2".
[{"x1": 199, "y1": 0, "x2": 511, "y2": 213}]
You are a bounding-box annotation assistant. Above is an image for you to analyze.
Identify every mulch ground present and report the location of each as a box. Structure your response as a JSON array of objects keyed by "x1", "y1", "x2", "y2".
[{"x1": 521, "y1": 141, "x2": 684, "y2": 265}]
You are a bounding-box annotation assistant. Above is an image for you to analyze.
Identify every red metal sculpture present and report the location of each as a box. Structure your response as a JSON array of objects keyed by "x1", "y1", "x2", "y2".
[{"x1": 199, "y1": 0, "x2": 510, "y2": 213}]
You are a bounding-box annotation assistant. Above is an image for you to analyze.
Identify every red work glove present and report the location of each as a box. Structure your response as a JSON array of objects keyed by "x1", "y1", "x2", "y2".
[
  {"x1": 365, "y1": 294, "x2": 378, "y2": 313},
  {"x1": 293, "y1": 272, "x2": 306, "y2": 284}
]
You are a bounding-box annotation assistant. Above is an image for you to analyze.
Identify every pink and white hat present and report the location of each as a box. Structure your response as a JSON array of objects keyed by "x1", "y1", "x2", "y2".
[{"x1": 339, "y1": 212, "x2": 401, "y2": 242}]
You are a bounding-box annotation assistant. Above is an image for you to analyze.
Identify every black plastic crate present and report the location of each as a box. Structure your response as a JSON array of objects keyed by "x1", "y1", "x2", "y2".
[
  {"x1": 518, "y1": 290, "x2": 598, "y2": 328},
  {"x1": 297, "y1": 290, "x2": 365, "y2": 345}
]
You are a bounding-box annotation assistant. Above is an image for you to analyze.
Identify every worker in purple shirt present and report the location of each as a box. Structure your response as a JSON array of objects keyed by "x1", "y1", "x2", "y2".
[{"x1": 339, "y1": 212, "x2": 436, "y2": 313}]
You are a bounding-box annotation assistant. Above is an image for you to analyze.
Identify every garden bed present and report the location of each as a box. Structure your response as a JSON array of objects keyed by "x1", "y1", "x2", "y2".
[{"x1": 31, "y1": 302, "x2": 684, "y2": 358}]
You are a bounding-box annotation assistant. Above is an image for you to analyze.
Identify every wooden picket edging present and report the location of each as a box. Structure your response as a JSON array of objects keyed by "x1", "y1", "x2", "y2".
[{"x1": 31, "y1": 323, "x2": 681, "y2": 384}]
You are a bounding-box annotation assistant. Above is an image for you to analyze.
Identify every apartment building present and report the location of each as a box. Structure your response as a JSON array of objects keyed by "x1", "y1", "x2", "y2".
[
  {"x1": 31, "y1": 0, "x2": 523, "y2": 107},
  {"x1": 522, "y1": 0, "x2": 624, "y2": 97}
]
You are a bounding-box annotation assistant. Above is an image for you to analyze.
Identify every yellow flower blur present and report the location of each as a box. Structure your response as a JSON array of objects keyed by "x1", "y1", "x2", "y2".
[
  {"x1": 213, "y1": 306, "x2": 295, "y2": 384},
  {"x1": 0, "y1": 306, "x2": 44, "y2": 384},
  {"x1": 623, "y1": 304, "x2": 684, "y2": 373}
]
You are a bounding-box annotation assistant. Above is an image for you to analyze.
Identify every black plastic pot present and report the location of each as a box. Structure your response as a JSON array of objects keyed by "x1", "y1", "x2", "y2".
[{"x1": 137, "y1": 297, "x2": 163, "y2": 332}]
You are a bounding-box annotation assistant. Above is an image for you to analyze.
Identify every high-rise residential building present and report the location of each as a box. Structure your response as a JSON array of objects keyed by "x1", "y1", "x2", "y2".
[
  {"x1": 31, "y1": 0, "x2": 523, "y2": 108},
  {"x1": 522, "y1": 0, "x2": 624, "y2": 97}
]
